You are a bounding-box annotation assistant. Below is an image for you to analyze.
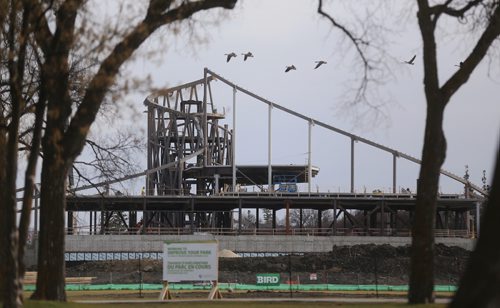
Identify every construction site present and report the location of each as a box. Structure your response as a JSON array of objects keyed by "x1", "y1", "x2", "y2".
[{"x1": 23, "y1": 69, "x2": 487, "y2": 295}]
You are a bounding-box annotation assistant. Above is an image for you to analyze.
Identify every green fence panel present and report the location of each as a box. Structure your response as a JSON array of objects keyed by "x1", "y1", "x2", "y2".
[{"x1": 23, "y1": 283, "x2": 458, "y2": 292}]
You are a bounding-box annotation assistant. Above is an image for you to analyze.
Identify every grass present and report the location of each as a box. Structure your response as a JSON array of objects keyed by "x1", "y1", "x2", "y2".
[
  {"x1": 17, "y1": 290, "x2": 449, "y2": 307},
  {"x1": 22, "y1": 301, "x2": 447, "y2": 308}
]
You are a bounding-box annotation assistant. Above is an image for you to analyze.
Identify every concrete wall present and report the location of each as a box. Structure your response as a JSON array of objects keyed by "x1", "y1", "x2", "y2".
[
  {"x1": 22, "y1": 235, "x2": 474, "y2": 266},
  {"x1": 64, "y1": 234, "x2": 476, "y2": 253}
]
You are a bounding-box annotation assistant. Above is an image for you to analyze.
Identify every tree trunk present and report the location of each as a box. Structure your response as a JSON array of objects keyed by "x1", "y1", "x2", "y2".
[
  {"x1": 17, "y1": 95, "x2": 45, "y2": 300},
  {"x1": 409, "y1": 101, "x2": 446, "y2": 303},
  {"x1": 0, "y1": 124, "x2": 22, "y2": 308},
  {"x1": 31, "y1": 127, "x2": 69, "y2": 301},
  {"x1": 451, "y1": 147, "x2": 500, "y2": 307},
  {"x1": 1, "y1": 152, "x2": 22, "y2": 308},
  {"x1": 0, "y1": 127, "x2": 9, "y2": 305}
]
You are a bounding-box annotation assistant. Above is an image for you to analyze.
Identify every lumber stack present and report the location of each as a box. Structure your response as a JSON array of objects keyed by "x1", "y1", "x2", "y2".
[{"x1": 23, "y1": 272, "x2": 95, "y2": 285}]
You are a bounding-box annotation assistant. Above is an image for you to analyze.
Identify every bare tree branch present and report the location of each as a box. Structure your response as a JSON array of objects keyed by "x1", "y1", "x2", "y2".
[
  {"x1": 63, "y1": 0, "x2": 237, "y2": 161},
  {"x1": 26, "y1": 0, "x2": 55, "y2": 54},
  {"x1": 431, "y1": 0, "x2": 484, "y2": 20},
  {"x1": 441, "y1": 3, "x2": 500, "y2": 100},
  {"x1": 317, "y1": 0, "x2": 371, "y2": 104}
]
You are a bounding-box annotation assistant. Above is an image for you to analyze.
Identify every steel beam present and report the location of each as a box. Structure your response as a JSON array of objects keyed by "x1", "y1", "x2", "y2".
[
  {"x1": 268, "y1": 103, "x2": 273, "y2": 192},
  {"x1": 308, "y1": 120, "x2": 313, "y2": 194},
  {"x1": 393, "y1": 153, "x2": 397, "y2": 194},
  {"x1": 205, "y1": 68, "x2": 487, "y2": 196},
  {"x1": 203, "y1": 68, "x2": 208, "y2": 167},
  {"x1": 232, "y1": 86, "x2": 237, "y2": 192},
  {"x1": 350, "y1": 138, "x2": 355, "y2": 193}
]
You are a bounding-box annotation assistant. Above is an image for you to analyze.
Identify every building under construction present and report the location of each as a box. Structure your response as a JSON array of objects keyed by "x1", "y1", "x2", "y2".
[{"x1": 66, "y1": 69, "x2": 486, "y2": 238}]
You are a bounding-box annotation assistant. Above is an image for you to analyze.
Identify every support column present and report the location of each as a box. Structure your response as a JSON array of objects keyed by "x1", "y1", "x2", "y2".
[
  {"x1": 67, "y1": 211, "x2": 74, "y2": 235},
  {"x1": 100, "y1": 199, "x2": 105, "y2": 234},
  {"x1": 445, "y1": 208, "x2": 449, "y2": 229},
  {"x1": 214, "y1": 174, "x2": 220, "y2": 195},
  {"x1": 332, "y1": 200, "x2": 337, "y2": 235},
  {"x1": 178, "y1": 160, "x2": 184, "y2": 195},
  {"x1": 343, "y1": 209, "x2": 346, "y2": 228},
  {"x1": 146, "y1": 106, "x2": 154, "y2": 195},
  {"x1": 466, "y1": 210, "x2": 471, "y2": 237},
  {"x1": 272, "y1": 209, "x2": 276, "y2": 230},
  {"x1": 454, "y1": 210, "x2": 460, "y2": 229},
  {"x1": 285, "y1": 201, "x2": 290, "y2": 235},
  {"x1": 308, "y1": 120, "x2": 313, "y2": 194},
  {"x1": 232, "y1": 86, "x2": 237, "y2": 192},
  {"x1": 203, "y1": 68, "x2": 208, "y2": 167},
  {"x1": 364, "y1": 210, "x2": 369, "y2": 234},
  {"x1": 381, "y1": 202, "x2": 385, "y2": 235},
  {"x1": 268, "y1": 103, "x2": 273, "y2": 192},
  {"x1": 350, "y1": 138, "x2": 355, "y2": 193},
  {"x1": 142, "y1": 193, "x2": 147, "y2": 234},
  {"x1": 390, "y1": 210, "x2": 395, "y2": 234},
  {"x1": 317, "y1": 209, "x2": 322, "y2": 229},
  {"x1": 476, "y1": 202, "x2": 481, "y2": 238},
  {"x1": 299, "y1": 209, "x2": 303, "y2": 230},
  {"x1": 392, "y1": 153, "x2": 397, "y2": 194},
  {"x1": 238, "y1": 199, "x2": 242, "y2": 234},
  {"x1": 190, "y1": 198, "x2": 195, "y2": 233},
  {"x1": 256, "y1": 208, "x2": 260, "y2": 230}
]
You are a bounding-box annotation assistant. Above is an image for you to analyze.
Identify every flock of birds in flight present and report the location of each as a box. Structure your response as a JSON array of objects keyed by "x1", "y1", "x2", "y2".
[
  {"x1": 224, "y1": 52, "x2": 464, "y2": 71},
  {"x1": 224, "y1": 51, "x2": 327, "y2": 72}
]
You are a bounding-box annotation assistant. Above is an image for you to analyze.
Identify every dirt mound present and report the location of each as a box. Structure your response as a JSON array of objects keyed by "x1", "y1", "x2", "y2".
[
  {"x1": 219, "y1": 249, "x2": 241, "y2": 258},
  {"x1": 65, "y1": 244, "x2": 470, "y2": 285}
]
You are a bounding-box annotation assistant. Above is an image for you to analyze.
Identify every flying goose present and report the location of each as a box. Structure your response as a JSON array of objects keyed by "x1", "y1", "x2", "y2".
[
  {"x1": 314, "y1": 60, "x2": 327, "y2": 69},
  {"x1": 285, "y1": 65, "x2": 296, "y2": 73},
  {"x1": 403, "y1": 55, "x2": 416, "y2": 65},
  {"x1": 242, "y1": 52, "x2": 254, "y2": 61},
  {"x1": 225, "y1": 52, "x2": 237, "y2": 62}
]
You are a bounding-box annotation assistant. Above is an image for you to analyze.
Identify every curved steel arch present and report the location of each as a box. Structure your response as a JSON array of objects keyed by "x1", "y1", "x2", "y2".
[{"x1": 204, "y1": 68, "x2": 487, "y2": 197}]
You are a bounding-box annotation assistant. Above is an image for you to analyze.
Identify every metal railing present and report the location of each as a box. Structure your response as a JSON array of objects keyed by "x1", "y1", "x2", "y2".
[{"x1": 63, "y1": 226, "x2": 474, "y2": 238}]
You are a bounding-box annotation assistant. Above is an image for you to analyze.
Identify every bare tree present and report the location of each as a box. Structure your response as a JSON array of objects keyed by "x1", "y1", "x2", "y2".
[
  {"x1": 71, "y1": 131, "x2": 143, "y2": 189},
  {"x1": 0, "y1": 0, "x2": 238, "y2": 303},
  {"x1": 31, "y1": 0, "x2": 237, "y2": 301},
  {"x1": 0, "y1": 1, "x2": 37, "y2": 306},
  {"x1": 1, "y1": 15, "x2": 139, "y2": 304},
  {"x1": 318, "y1": 0, "x2": 500, "y2": 303}
]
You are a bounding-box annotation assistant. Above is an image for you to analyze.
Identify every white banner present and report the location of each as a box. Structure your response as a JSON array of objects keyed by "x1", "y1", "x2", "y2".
[{"x1": 162, "y1": 240, "x2": 218, "y2": 282}]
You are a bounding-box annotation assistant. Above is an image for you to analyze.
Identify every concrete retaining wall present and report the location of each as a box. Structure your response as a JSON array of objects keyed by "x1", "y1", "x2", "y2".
[{"x1": 64, "y1": 234, "x2": 476, "y2": 253}]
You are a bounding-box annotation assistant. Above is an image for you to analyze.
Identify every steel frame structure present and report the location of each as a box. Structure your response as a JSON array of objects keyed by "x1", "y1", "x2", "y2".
[
  {"x1": 145, "y1": 76, "x2": 232, "y2": 196},
  {"x1": 58, "y1": 68, "x2": 487, "y2": 237},
  {"x1": 66, "y1": 193, "x2": 480, "y2": 238}
]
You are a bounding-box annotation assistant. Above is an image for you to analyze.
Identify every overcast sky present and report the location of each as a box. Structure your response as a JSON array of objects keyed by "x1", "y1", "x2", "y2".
[{"x1": 98, "y1": 0, "x2": 499, "y2": 195}]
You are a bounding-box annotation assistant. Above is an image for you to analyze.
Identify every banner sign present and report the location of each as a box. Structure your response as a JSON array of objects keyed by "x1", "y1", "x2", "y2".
[
  {"x1": 256, "y1": 273, "x2": 280, "y2": 286},
  {"x1": 163, "y1": 240, "x2": 218, "y2": 282}
]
